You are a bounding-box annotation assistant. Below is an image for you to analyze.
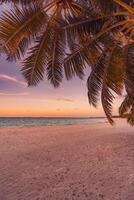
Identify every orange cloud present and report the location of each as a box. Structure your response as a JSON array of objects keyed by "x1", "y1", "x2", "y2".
[{"x1": 0, "y1": 92, "x2": 28, "y2": 96}]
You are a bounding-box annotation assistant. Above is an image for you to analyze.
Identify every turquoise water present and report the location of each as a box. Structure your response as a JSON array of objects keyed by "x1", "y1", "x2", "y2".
[{"x1": 0, "y1": 117, "x2": 107, "y2": 127}]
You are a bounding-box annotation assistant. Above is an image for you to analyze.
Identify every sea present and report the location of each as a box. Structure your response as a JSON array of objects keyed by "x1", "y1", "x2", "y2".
[{"x1": 0, "y1": 117, "x2": 107, "y2": 127}]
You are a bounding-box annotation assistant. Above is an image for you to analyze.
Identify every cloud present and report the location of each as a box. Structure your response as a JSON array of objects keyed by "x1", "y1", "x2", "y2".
[
  {"x1": 0, "y1": 92, "x2": 28, "y2": 96},
  {"x1": 0, "y1": 73, "x2": 26, "y2": 87},
  {"x1": 56, "y1": 98, "x2": 74, "y2": 102}
]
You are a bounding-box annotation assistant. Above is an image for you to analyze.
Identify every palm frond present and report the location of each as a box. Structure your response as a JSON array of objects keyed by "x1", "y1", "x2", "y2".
[
  {"x1": 105, "y1": 46, "x2": 124, "y2": 94},
  {"x1": 101, "y1": 46, "x2": 124, "y2": 124},
  {"x1": 119, "y1": 95, "x2": 133, "y2": 116},
  {"x1": 46, "y1": 30, "x2": 65, "y2": 87},
  {"x1": 0, "y1": 3, "x2": 47, "y2": 60},
  {"x1": 64, "y1": 41, "x2": 87, "y2": 80},
  {"x1": 124, "y1": 44, "x2": 134, "y2": 96},
  {"x1": 119, "y1": 95, "x2": 134, "y2": 126},
  {"x1": 87, "y1": 52, "x2": 106, "y2": 107},
  {"x1": 127, "y1": 109, "x2": 134, "y2": 126},
  {"x1": 0, "y1": 0, "x2": 42, "y2": 4},
  {"x1": 113, "y1": 0, "x2": 134, "y2": 14},
  {"x1": 101, "y1": 85, "x2": 114, "y2": 124},
  {"x1": 89, "y1": 0, "x2": 117, "y2": 14},
  {"x1": 22, "y1": 27, "x2": 54, "y2": 86},
  {"x1": 64, "y1": 15, "x2": 108, "y2": 37}
]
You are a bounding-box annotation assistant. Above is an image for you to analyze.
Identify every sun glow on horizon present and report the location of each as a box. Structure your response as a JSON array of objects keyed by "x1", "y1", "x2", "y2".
[{"x1": 0, "y1": 93, "x2": 122, "y2": 117}]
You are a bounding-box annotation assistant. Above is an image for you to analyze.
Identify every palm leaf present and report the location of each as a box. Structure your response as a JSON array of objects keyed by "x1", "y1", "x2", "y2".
[
  {"x1": 0, "y1": 0, "x2": 42, "y2": 4},
  {"x1": 124, "y1": 44, "x2": 134, "y2": 96},
  {"x1": 119, "y1": 95, "x2": 133, "y2": 116},
  {"x1": 119, "y1": 95, "x2": 134, "y2": 126},
  {"x1": 87, "y1": 52, "x2": 106, "y2": 107},
  {"x1": 46, "y1": 30, "x2": 65, "y2": 87},
  {"x1": 0, "y1": 3, "x2": 47, "y2": 60},
  {"x1": 101, "y1": 85, "x2": 114, "y2": 124},
  {"x1": 64, "y1": 48, "x2": 85, "y2": 80},
  {"x1": 22, "y1": 27, "x2": 54, "y2": 86},
  {"x1": 101, "y1": 46, "x2": 124, "y2": 124}
]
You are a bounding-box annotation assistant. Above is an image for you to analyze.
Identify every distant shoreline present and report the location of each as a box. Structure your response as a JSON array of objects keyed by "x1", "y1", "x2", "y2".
[{"x1": 0, "y1": 116, "x2": 106, "y2": 118}]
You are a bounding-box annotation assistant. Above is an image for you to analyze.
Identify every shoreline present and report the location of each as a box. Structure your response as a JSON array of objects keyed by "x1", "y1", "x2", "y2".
[
  {"x1": 0, "y1": 120, "x2": 108, "y2": 128},
  {"x1": 0, "y1": 116, "x2": 107, "y2": 128},
  {"x1": 0, "y1": 118, "x2": 130, "y2": 129}
]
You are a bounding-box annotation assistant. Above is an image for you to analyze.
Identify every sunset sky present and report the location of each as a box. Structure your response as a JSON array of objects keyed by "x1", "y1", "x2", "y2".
[
  {"x1": 0, "y1": 55, "x2": 123, "y2": 117},
  {"x1": 0, "y1": 4, "x2": 124, "y2": 118}
]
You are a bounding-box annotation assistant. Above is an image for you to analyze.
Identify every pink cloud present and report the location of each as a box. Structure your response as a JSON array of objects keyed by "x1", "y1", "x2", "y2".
[{"x1": 0, "y1": 73, "x2": 26, "y2": 87}]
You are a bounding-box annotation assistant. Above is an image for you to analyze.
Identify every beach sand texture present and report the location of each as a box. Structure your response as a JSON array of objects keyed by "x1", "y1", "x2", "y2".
[{"x1": 0, "y1": 119, "x2": 134, "y2": 200}]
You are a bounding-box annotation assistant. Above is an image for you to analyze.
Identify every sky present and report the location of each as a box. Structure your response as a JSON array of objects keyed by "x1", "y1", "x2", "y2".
[
  {"x1": 0, "y1": 55, "x2": 123, "y2": 117},
  {"x1": 0, "y1": 4, "x2": 123, "y2": 118}
]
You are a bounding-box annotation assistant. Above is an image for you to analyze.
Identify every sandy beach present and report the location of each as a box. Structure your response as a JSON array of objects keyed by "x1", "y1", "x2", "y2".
[{"x1": 0, "y1": 119, "x2": 134, "y2": 200}]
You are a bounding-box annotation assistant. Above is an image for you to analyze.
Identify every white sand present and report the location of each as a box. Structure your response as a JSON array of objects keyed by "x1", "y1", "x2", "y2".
[{"x1": 0, "y1": 119, "x2": 134, "y2": 200}]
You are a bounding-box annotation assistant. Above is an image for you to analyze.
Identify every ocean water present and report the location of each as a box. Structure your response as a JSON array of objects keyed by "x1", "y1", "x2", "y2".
[{"x1": 0, "y1": 117, "x2": 107, "y2": 127}]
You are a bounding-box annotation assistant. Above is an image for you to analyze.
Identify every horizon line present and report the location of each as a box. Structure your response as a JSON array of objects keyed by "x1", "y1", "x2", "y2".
[{"x1": 0, "y1": 116, "x2": 106, "y2": 118}]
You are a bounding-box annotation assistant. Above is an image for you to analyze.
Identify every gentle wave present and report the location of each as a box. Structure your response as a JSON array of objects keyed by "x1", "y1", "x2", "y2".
[{"x1": 0, "y1": 117, "x2": 107, "y2": 127}]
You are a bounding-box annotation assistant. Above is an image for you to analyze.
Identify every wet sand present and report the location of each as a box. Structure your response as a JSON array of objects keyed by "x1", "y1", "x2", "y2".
[{"x1": 0, "y1": 119, "x2": 134, "y2": 200}]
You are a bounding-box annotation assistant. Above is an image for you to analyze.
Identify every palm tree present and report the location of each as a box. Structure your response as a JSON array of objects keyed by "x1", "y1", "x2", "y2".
[
  {"x1": 63, "y1": 0, "x2": 134, "y2": 125},
  {"x1": 0, "y1": 0, "x2": 96, "y2": 86},
  {"x1": 0, "y1": 0, "x2": 134, "y2": 125}
]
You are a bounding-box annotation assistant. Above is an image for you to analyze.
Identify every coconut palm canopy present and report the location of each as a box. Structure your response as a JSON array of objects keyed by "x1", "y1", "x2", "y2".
[{"x1": 0, "y1": 0, "x2": 134, "y2": 125}]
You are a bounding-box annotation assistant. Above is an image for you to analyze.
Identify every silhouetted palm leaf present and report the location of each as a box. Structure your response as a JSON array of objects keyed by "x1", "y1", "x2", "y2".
[{"x1": 87, "y1": 52, "x2": 106, "y2": 107}]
